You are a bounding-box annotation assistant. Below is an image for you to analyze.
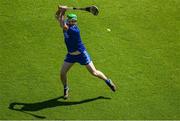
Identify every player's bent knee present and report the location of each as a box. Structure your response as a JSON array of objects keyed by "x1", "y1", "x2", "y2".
[{"x1": 91, "y1": 71, "x2": 98, "y2": 77}]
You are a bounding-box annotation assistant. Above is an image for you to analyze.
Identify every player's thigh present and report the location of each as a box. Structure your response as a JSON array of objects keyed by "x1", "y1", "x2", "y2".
[
  {"x1": 60, "y1": 61, "x2": 74, "y2": 75},
  {"x1": 85, "y1": 61, "x2": 97, "y2": 74}
]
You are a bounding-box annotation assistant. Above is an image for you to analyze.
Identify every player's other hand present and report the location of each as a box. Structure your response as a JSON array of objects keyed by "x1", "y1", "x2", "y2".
[{"x1": 58, "y1": 5, "x2": 68, "y2": 11}]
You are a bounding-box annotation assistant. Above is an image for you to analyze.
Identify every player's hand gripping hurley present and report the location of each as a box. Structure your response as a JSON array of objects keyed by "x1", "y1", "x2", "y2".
[{"x1": 58, "y1": 5, "x2": 99, "y2": 16}]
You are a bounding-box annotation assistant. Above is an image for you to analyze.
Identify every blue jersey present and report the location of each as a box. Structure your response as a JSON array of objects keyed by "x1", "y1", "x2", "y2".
[{"x1": 63, "y1": 25, "x2": 86, "y2": 53}]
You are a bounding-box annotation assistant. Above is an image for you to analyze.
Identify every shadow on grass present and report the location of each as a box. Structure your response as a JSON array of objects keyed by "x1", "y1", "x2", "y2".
[{"x1": 8, "y1": 96, "x2": 111, "y2": 119}]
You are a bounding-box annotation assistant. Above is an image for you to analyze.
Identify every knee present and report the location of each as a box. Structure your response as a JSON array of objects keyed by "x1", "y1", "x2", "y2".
[
  {"x1": 60, "y1": 71, "x2": 67, "y2": 78},
  {"x1": 91, "y1": 70, "x2": 98, "y2": 77}
]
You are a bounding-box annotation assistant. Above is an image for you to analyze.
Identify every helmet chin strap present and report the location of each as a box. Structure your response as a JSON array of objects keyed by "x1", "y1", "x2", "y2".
[{"x1": 67, "y1": 22, "x2": 76, "y2": 26}]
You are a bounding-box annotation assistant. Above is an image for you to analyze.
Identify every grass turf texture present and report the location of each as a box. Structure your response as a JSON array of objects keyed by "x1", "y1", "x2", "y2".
[{"x1": 0, "y1": 0, "x2": 180, "y2": 120}]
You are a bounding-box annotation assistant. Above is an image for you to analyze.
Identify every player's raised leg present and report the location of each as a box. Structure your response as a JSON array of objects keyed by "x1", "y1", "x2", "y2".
[
  {"x1": 60, "y1": 61, "x2": 74, "y2": 99},
  {"x1": 85, "y1": 61, "x2": 116, "y2": 92}
]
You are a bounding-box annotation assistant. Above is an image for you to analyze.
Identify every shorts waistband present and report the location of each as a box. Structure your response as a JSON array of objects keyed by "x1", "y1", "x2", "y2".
[{"x1": 68, "y1": 51, "x2": 81, "y2": 55}]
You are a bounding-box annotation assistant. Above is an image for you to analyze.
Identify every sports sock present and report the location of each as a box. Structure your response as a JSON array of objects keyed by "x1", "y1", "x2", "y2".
[
  {"x1": 105, "y1": 79, "x2": 111, "y2": 85},
  {"x1": 64, "y1": 84, "x2": 68, "y2": 89}
]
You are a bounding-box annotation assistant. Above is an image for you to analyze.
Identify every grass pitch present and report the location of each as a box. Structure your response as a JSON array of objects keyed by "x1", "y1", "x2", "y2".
[{"x1": 0, "y1": 0, "x2": 180, "y2": 120}]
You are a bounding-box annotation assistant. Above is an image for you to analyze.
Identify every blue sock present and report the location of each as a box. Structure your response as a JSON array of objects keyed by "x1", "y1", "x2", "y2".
[
  {"x1": 105, "y1": 79, "x2": 111, "y2": 85},
  {"x1": 64, "y1": 85, "x2": 68, "y2": 89}
]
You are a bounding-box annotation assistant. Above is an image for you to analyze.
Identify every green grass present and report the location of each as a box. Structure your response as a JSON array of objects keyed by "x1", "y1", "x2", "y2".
[{"x1": 0, "y1": 0, "x2": 180, "y2": 120}]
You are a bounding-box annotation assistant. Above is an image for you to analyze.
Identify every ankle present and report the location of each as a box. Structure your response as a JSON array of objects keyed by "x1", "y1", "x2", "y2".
[
  {"x1": 64, "y1": 84, "x2": 68, "y2": 89},
  {"x1": 105, "y1": 79, "x2": 111, "y2": 84}
]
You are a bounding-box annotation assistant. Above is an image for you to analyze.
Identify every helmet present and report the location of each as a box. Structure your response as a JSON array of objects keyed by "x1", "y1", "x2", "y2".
[{"x1": 67, "y1": 13, "x2": 77, "y2": 21}]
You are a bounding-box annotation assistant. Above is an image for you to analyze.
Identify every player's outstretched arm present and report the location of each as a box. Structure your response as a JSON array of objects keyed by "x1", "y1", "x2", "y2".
[{"x1": 56, "y1": 5, "x2": 68, "y2": 30}]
